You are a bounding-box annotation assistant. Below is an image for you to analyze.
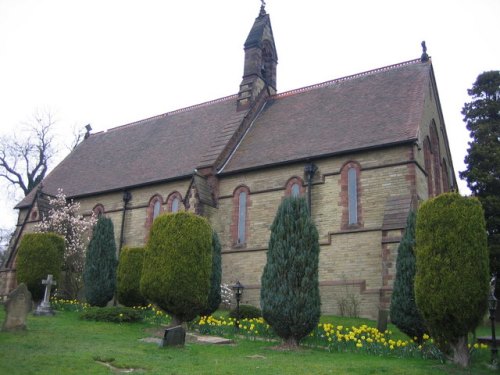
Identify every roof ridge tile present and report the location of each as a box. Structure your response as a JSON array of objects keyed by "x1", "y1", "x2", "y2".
[{"x1": 275, "y1": 59, "x2": 423, "y2": 99}]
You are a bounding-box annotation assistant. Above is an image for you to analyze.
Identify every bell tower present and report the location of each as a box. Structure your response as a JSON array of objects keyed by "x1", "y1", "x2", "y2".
[{"x1": 237, "y1": 3, "x2": 278, "y2": 111}]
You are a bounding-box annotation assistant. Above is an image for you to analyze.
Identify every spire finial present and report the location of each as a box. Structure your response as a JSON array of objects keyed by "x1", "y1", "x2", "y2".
[
  {"x1": 420, "y1": 41, "x2": 429, "y2": 62},
  {"x1": 259, "y1": 0, "x2": 266, "y2": 17}
]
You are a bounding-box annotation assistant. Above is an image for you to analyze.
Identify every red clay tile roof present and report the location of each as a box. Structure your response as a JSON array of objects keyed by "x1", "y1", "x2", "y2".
[
  {"x1": 220, "y1": 59, "x2": 429, "y2": 173},
  {"x1": 16, "y1": 59, "x2": 431, "y2": 208},
  {"x1": 17, "y1": 95, "x2": 239, "y2": 207}
]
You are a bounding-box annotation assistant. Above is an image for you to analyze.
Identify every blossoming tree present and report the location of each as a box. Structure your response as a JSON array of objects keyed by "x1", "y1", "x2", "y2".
[{"x1": 36, "y1": 188, "x2": 97, "y2": 299}]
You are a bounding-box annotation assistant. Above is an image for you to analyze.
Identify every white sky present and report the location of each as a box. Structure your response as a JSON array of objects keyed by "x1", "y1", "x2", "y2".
[{"x1": 0, "y1": 0, "x2": 499, "y2": 230}]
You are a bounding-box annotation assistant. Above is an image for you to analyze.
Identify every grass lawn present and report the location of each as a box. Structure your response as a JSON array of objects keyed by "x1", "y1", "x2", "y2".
[{"x1": 0, "y1": 308, "x2": 496, "y2": 375}]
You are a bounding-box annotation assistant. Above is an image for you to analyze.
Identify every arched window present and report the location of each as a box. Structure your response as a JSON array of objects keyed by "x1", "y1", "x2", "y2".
[
  {"x1": 172, "y1": 197, "x2": 180, "y2": 213},
  {"x1": 238, "y1": 191, "x2": 247, "y2": 244},
  {"x1": 231, "y1": 186, "x2": 251, "y2": 246},
  {"x1": 423, "y1": 137, "x2": 433, "y2": 197},
  {"x1": 167, "y1": 191, "x2": 183, "y2": 213},
  {"x1": 348, "y1": 167, "x2": 358, "y2": 225},
  {"x1": 93, "y1": 204, "x2": 105, "y2": 218},
  {"x1": 339, "y1": 161, "x2": 362, "y2": 229},
  {"x1": 285, "y1": 176, "x2": 305, "y2": 197},
  {"x1": 145, "y1": 195, "x2": 163, "y2": 230},
  {"x1": 153, "y1": 200, "x2": 161, "y2": 220}
]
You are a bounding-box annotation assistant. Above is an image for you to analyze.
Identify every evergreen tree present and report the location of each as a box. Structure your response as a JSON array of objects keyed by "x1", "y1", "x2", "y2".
[
  {"x1": 140, "y1": 212, "x2": 212, "y2": 326},
  {"x1": 460, "y1": 71, "x2": 500, "y2": 281},
  {"x1": 390, "y1": 211, "x2": 426, "y2": 342},
  {"x1": 84, "y1": 217, "x2": 117, "y2": 307},
  {"x1": 200, "y1": 230, "x2": 222, "y2": 317},
  {"x1": 260, "y1": 197, "x2": 320, "y2": 348},
  {"x1": 415, "y1": 193, "x2": 489, "y2": 368},
  {"x1": 117, "y1": 246, "x2": 146, "y2": 307},
  {"x1": 16, "y1": 233, "x2": 64, "y2": 301}
]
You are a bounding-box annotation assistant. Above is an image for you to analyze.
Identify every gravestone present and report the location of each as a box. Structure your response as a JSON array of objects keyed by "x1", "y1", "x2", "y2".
[
  {"x1": 377, "y1": 309, "x2": 389, "y2": 333},
  {"x1": 2, "y1": 283, "x2": 32, "y2": 331},
  {"x1": 160, "y1": 325, "x2": 186, "y2": 347},
  {"x1": 34, "y1": 274, "x2": 56, "y2": 316}
]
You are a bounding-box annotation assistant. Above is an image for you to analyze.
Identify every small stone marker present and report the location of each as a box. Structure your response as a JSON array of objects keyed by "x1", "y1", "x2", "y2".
[
  {"x1": 2, "y1": 283, "x2": 32, "y2": 331},
  {"x1": 160, "y1": 325, "x2": 186, "y2": 347},
  {"x1": 377, "y1": 309, "x2": 389, "y2": 333},
  {"x1": 34, "y1": 274, "x2": 56, "y2": 316}
]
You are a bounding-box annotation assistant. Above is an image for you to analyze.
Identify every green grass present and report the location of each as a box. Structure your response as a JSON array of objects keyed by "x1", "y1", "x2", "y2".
[{"x1": 0, "y1": 308, "x2": 496, "y2": 375}]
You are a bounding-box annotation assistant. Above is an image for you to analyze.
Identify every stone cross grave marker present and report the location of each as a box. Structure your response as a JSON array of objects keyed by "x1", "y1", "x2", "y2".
[
  {"x1": 34, "y1": 274, "x2": 57, "y2": 316},
  {"x1": 2, "y1": 283, "x2": 32, "y2": 331}
]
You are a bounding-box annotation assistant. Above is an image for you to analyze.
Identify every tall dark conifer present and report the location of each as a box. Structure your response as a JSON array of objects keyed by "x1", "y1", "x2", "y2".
[
  {"x1": 84, "y1": 217, "x2": 117, "y2": 307},
  {"x1": 260, "y1": 197, "x2": 320, "y2": 348},
  {"x1": 460, "y1": 71, "x2": 500, "y2": 279},
  {"x1": 390, "y1": 211, "x2": 426, "y2": 342}
]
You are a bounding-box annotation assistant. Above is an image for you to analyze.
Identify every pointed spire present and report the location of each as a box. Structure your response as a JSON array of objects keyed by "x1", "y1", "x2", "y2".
[{"x1": 420, "y1": 41, "x2": 429, "y2": 62}]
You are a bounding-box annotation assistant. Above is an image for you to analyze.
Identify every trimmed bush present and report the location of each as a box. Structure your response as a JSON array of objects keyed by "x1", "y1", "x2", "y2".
[
  {"x1": 199, "y1": 230, "x2": 222, "y2": 316},
  {"x1": 84, "y1": 217, "x2": 117, "y2": 307},
  {"x1": 117, "y1": 246, "x2": 146, "y2": 307},
  {"x1": 390, "y1": 211, "x2": 426, "y2": 342},
  {"x1": 415, "y1": 193, "x2": 489, "y2": 367},
  {"x1": 229, "y1": 304, "x2": 262, "y2": 320},
  {"x1": 80, "y1": 306, "x2": 142, "y2": 323},
  {"x1": 140, "y1": 212, "x2": 212, "y2": 324},
  {"x1": 260, "y1": 197, "x2": 321, "y2": 348},
  {"x1": 16, "y1": 232, "x2": 64, "y2": 301}
]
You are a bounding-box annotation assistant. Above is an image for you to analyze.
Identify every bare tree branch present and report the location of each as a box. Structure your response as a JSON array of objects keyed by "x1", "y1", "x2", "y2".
[{"x1": 0, "y1": 109, "x2": 57, "y2": 196}]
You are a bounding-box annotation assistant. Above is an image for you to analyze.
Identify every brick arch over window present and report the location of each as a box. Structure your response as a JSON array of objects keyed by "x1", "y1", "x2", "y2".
[
  {"x1": 145, "y1": 194, "x2": 164, "y2": 232},
  {"x1": 423, "y1": 136, "x2": 433, "y2": 197},
  {"x1": 166, "y1": 191, "x2": 183, "y2": 213},
  {"x1": 429, "y1": 121, "x2": 442, "y2": 195},
  {"x1": 285, "y1": 176, "x2": 305, "y2": 197},
  {"x1": 339, "y1": 161, "x2": 363, "y2": 230},
  {"x1": 230, "y1": 185, "x2": 251, "y2": 247},
  {"x1": 92, "y1": 204, "x2": 105, "y2": 218}
]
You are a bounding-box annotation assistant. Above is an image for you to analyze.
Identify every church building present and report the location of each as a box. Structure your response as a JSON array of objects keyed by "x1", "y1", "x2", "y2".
[{"x1": 1, "y1": 4, "x2": 456, "y2": 319}]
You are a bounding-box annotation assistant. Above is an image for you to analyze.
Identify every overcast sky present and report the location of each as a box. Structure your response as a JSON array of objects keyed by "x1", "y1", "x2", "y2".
[{"x1": 0, "y1": 0, "x2": 499, "y2": 229}]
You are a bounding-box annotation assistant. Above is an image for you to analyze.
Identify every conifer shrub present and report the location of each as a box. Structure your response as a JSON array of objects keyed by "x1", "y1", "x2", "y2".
[
  {"x1": 415, "y1": 193, "x2": 489, "y2": 367},
  {"x1": 16, "y1": 232, "x2": 64, "y2": 301},
  {"x1": 140, "y1": 212, "x2": 212, "y2": 324},
  {"x1": 199, "y1": 230, "x2": 222, "y2": 317},
  {"x1": 117, "y1": 246, "x2": 146, "y2": 307},
  {"x1": 84, "y1": 217, "x2": 117, "y2": 307},
  {"x1": 229, "y1": 304, "x2": 262, "y2": 320},
  {"x1": 390, "y1": 211, "x2": 427, "y2": 342},
  {"x1": 260, "y1": 197, "x2": 321, "y2": 348}
]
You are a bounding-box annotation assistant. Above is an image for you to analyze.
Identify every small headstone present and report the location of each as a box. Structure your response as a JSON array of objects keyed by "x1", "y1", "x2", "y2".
[
  {"x1": 377, "y1": 309, "x2": 389, "y2": 333},
  {"x1": 2, "y1": 283, "x2": 32, "y2": 331},
  {"x1": 160, "y1": 325, "x2": 186, "y2": 347},
  {"x1": 34, "y1": 274, "x2": 56, "y2": 316}
]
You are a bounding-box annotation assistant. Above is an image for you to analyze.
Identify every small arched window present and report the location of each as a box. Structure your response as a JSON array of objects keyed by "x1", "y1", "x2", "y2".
[
  {"x1": 340, "y1": 161, "x2": 362, "y2": 229},
  {"x1": 172, "y1": 197, "x2": 180, "y2": 213},
  {"x1": 153, "y1": 200, "x2": 161, "y2": 220},
  {"x1": 93, "y1": 204, "x2": 105, "y2": 218},
  {"x1": 232, "y1": 186, "x2": 250, "y2": 246},
  {"x1": 167, "y1": 192, "x2": 183, "y2": 213},
  {"x1": 347, "y1": 167, "x2": 358, "y2": 225},
  {"x1": 285, "y1": 176, "x2": 305, "y2": 197}
]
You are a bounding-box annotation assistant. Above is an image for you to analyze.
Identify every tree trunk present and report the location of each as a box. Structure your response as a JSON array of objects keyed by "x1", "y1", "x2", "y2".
[
  {"x1": 451, "y1": 335, "x2": 470, "y2": 368},
  {"x1": 282, "y1": 337, "x2": 299, "y2": 350},
  {"x1": 169, "y1": 314, "x2": 187, "y2": 329}
]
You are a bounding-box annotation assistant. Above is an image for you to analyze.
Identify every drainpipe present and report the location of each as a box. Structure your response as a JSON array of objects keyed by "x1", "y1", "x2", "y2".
[
  {"x1": 304, "y1": 162, "x2": 317, "y2": 217},
  {"x1": 119, "y1": 191, "x2": 132, "y2": 252}
]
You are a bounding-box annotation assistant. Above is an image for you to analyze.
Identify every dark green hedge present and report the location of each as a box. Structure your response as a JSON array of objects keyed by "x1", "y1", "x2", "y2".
[
  {"x1": 117, "y1": 246, "x2": 146, "y2": 307},
  {"x1": 140, "y1": 212, "x2": 212, "y2": 323},
  {"x1": 80, "y1": 306, "x2": 142, "y2": 323},
  {"x1": 229, "y1": 304, "x2": 262, "y2": 320},
  {"x1": 199, "y1": 230, "x2": 222, "y2": 317},
  {"x1": 16, "y1": 232, "x2": 64, "y2": 301}
]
